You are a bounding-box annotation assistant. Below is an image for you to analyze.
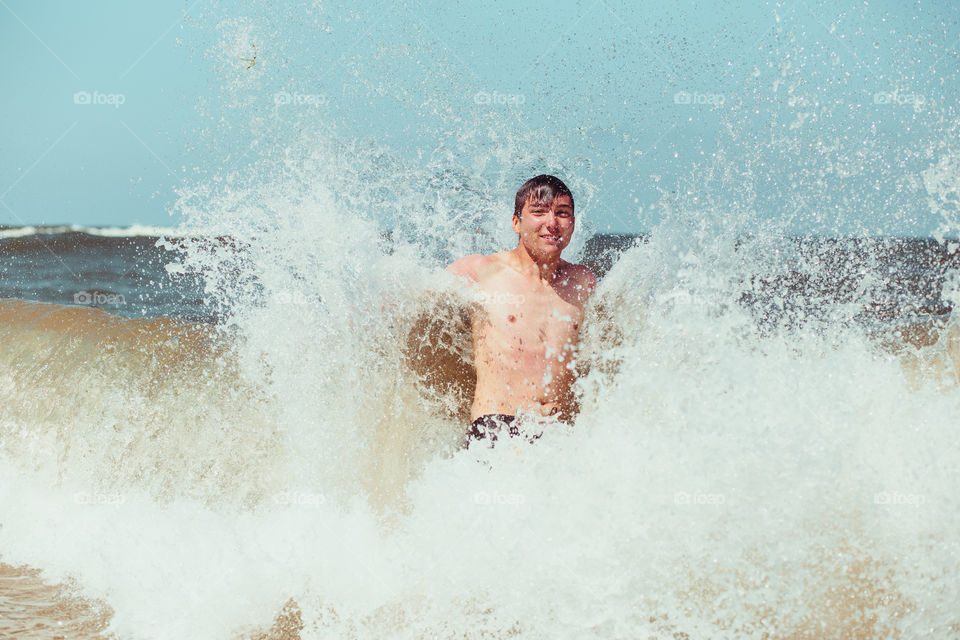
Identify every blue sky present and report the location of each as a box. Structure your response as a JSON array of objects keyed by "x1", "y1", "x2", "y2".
[
  {"x1": 2, "y1": 1, "x2": 958, "y2": 235},
  {"x1": 0, "y1": 1, "x2": 206, "y2": 229}
]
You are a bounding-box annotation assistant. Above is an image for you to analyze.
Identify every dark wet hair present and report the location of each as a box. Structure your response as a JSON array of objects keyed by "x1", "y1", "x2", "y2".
[{"x1": 514, "y1": 175, "x2": 574, "y2": 218}]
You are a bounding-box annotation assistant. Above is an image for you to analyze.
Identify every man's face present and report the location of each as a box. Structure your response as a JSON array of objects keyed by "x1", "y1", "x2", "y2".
[{"x1": 512, "y1": 194, "x2": 575, "y2": 258}]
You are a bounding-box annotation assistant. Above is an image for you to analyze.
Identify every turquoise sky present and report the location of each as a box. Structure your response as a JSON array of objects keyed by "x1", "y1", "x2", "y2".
[
  {"x1": 0, "y1": 2, "x2": 204, "y2": 228},
  {"x1": 2, "y1": 1, "x2": 958, "y2": 235}
]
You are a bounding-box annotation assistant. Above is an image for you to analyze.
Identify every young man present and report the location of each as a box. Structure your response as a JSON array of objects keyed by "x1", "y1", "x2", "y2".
[{"x1": 446, "y1": 175, "x2": 597, "y2": 446}]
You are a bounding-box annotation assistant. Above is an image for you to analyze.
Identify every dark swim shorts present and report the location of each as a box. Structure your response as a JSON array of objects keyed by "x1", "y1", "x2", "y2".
[{"x1": 467, "y1": 414, "x2": 542, "y2": 448}]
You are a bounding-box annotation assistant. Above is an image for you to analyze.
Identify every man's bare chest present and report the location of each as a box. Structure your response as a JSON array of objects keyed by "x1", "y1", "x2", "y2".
[{"x1": 473, "y1": 279, "x2": 582, "y2": 340}]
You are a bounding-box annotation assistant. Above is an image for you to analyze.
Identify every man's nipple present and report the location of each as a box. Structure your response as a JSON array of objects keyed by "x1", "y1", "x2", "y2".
[{"x1": 507, "y1": 314, "x2": 516, "y2": 322}]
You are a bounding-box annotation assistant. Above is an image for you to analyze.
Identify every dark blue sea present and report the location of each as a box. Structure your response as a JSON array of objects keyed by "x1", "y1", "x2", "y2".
[{"x1": 1, "y1": 225, "x2": 955, "y2": 326}]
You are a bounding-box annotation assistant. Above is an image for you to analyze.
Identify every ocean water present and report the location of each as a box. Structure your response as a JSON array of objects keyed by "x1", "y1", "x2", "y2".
[
  {"x1": 4, "y1": 1, "x2": 960, "y2": 638},
  {"x1": 2, "y1": 227, "x2": 960, "y2": 639}
]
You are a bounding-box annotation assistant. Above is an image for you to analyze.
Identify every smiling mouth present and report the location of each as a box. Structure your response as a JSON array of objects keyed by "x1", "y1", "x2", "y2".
[{"x1": 541, "y1": 235, "x2": 561, "y2": 242}]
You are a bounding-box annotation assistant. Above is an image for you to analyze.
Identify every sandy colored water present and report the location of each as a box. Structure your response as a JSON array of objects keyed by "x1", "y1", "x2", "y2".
[
  {"x1": 0, "y1": 563, "x2": 111, "y2": 639},
  {"x1": 0, "y1": 563, "x2": 307, "y2": 639}
]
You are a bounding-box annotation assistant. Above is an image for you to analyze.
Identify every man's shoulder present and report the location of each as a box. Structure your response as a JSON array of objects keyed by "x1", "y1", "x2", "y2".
[
  {"x1": 560, "y1": 260, "x2": 598, "y2": 292},
  {"x1": 446, "y1": 252, "x2": 510, "y2": 283}
]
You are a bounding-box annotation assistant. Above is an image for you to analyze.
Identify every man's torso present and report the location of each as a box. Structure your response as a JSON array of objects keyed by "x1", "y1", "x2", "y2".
[{"x1": 465, "y1": 252, "x2": 591, "y2": 421}]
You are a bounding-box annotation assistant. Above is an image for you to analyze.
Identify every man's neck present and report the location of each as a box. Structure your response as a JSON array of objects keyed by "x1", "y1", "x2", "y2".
[{"x1": 510, "y1": 244, "x2": 562, "y2": 283}]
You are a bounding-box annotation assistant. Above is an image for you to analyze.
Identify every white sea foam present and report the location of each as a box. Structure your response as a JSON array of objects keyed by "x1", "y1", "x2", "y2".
[
  {"x1": 0, "y1": 224, "x2": 212, "y2": 239},
  {"x1": 0, "y1": 225, "x2": 43, "y2": 239},
  {"x1": 73, "y1": 224, "x2": 187, "y2": 238}
]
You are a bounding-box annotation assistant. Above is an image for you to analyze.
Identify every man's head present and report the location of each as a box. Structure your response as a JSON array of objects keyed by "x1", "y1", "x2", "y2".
[
  {"x1": 514, "y1": 175, "x2": 574, "y2": 219},
  {"x1": 512, "y1": 175, "x2": 575, "y2": 258}
]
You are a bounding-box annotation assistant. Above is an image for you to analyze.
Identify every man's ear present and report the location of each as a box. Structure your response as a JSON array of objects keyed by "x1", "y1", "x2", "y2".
[{"x1": 511, "y1": 213, "x2": 521, "y2": 234}]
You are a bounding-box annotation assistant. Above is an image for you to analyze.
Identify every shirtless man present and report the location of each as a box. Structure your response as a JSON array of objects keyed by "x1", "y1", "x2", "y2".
[{"x1": 446, "y1": 175, "x2": 597, "y2": 446}]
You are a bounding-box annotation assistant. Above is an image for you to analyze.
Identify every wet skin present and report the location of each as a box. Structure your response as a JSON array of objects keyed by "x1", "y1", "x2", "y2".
[{"x1": 447, "y1": 194, "x2": 596, "y2": 422}]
